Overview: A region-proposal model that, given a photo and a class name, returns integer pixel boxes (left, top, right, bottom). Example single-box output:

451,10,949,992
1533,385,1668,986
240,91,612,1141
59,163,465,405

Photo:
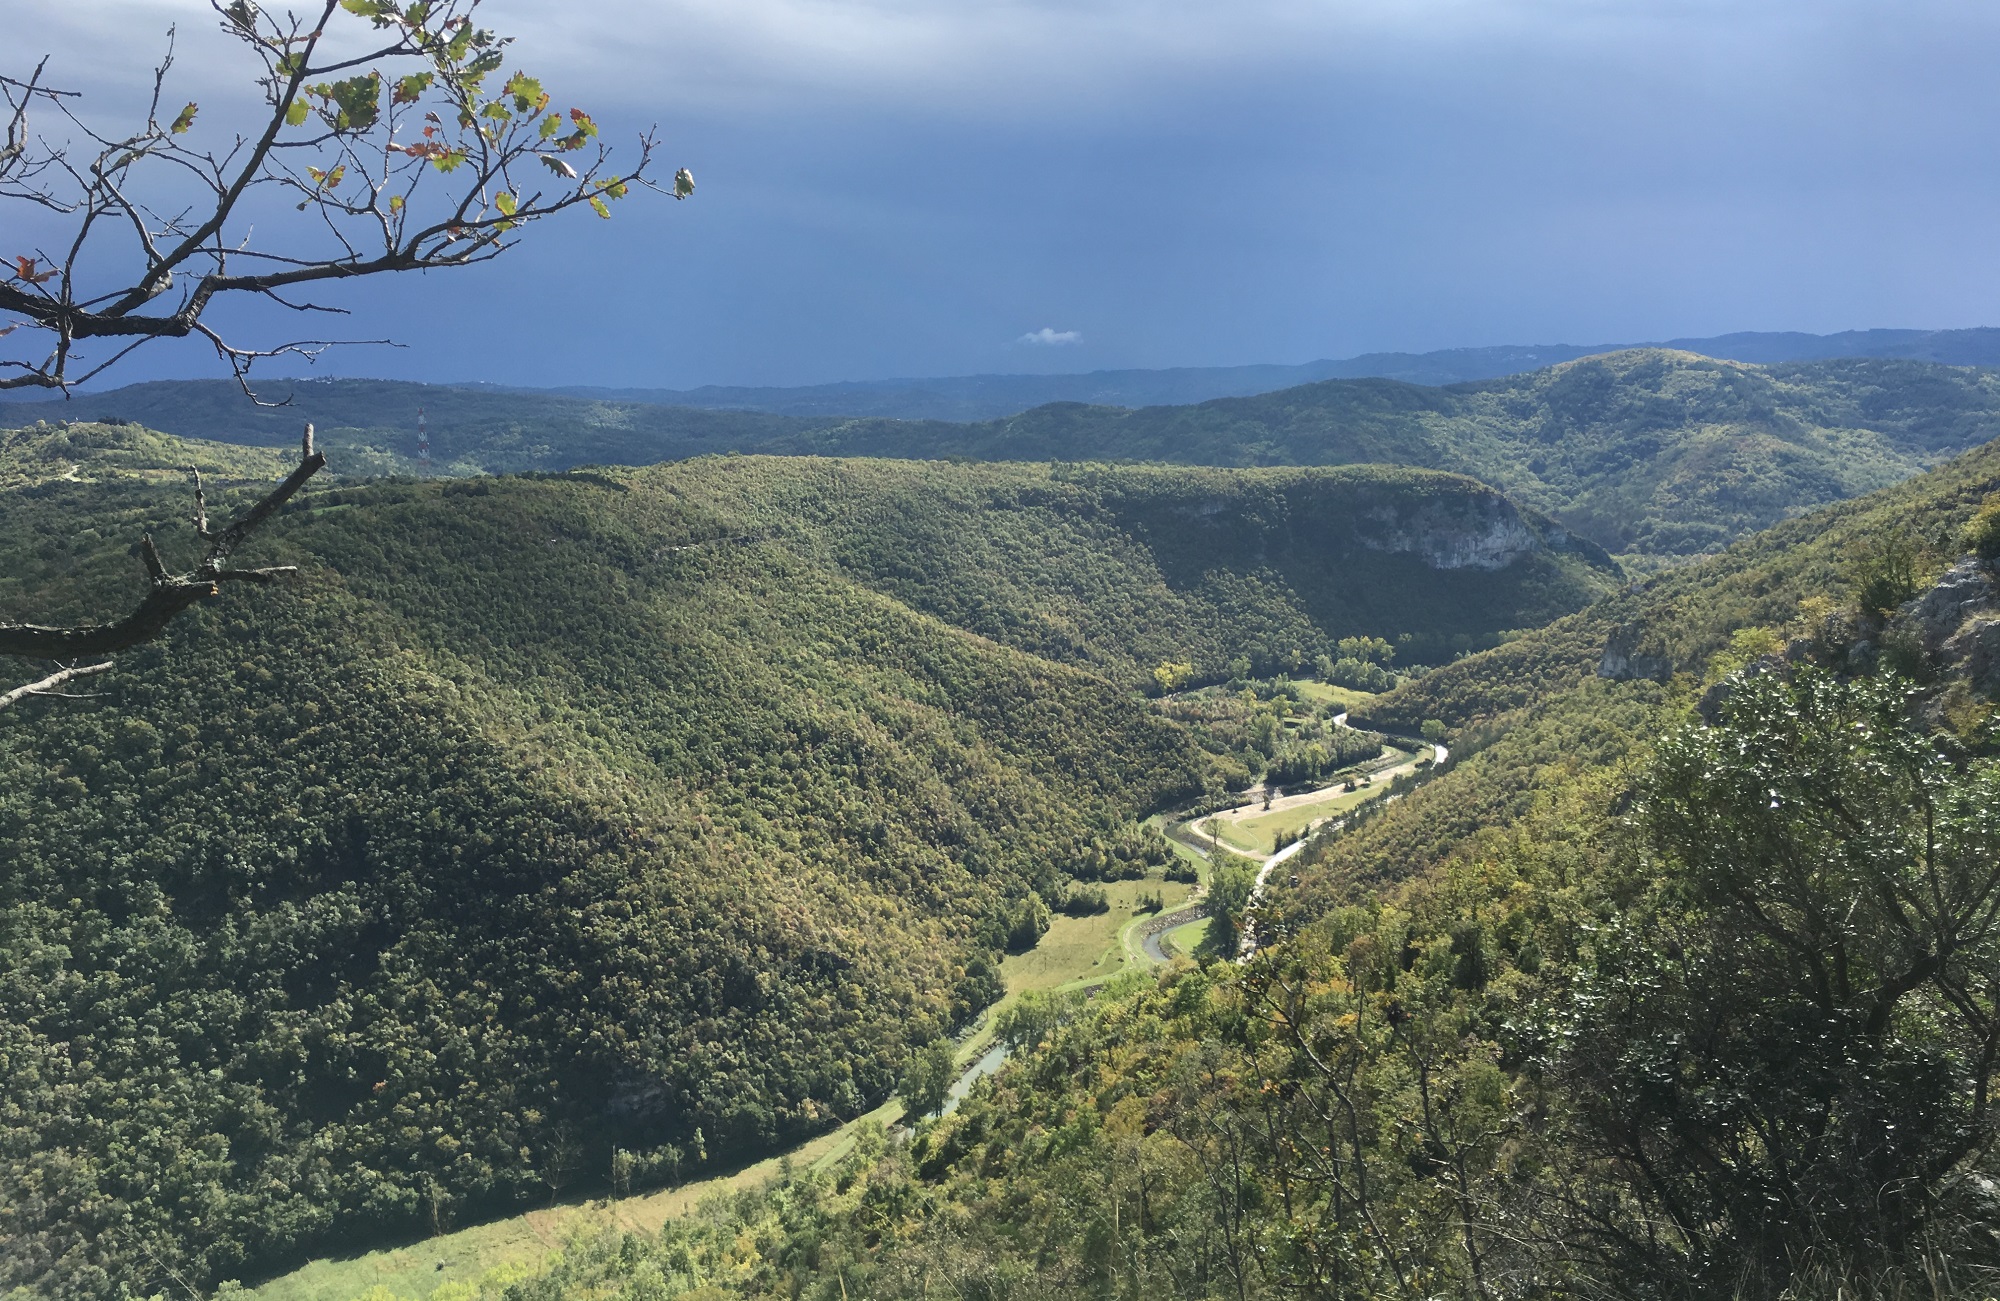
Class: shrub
1964,493,2000,560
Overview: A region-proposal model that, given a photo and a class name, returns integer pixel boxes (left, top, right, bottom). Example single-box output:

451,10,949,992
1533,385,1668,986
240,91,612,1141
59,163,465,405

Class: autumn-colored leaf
11,256,57,286
170,102,199,135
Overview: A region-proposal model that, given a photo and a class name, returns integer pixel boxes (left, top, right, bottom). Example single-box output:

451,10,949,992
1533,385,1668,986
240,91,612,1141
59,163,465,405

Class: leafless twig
0,423,324,711
0,660,113,710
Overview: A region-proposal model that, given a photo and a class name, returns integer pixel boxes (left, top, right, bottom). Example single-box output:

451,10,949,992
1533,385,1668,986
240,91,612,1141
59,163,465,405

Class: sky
8,0,2000,389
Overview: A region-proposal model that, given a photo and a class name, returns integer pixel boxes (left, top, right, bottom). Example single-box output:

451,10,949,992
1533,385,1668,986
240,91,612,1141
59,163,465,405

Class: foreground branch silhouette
1,0,689,712
0,423,324,711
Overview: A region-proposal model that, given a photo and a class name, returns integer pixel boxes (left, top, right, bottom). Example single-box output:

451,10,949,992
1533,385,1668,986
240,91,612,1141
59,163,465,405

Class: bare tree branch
0,660,113,711
1,6,687,712
0,424,322,682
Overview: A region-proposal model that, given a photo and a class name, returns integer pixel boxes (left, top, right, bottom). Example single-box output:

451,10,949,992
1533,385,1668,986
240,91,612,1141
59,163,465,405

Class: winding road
1137,903,1212,962
1232,740,1448,960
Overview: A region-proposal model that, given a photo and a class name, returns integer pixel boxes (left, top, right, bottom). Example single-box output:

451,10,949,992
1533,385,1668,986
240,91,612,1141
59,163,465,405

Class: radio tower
417,407,431,473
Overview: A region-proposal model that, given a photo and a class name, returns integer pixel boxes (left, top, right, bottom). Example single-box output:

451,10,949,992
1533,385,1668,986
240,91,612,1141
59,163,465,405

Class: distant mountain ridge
11,350,2000,563
11,327,2000,423
511,326,2000,420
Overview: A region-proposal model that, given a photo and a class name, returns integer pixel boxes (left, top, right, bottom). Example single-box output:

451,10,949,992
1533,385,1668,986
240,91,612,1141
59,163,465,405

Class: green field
1229,778,1390,850
1001,876,1192,998
1196,746,1419,854
1291,681,1382,711
1193,816,1265,854
1157,918,1216,960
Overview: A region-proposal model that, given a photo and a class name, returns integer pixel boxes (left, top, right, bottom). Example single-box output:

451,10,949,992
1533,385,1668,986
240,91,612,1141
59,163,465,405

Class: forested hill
454,416,2000,1301
520,325,2000,417
0,428,1608,1299
780,350,2000,562
13,350,2000,565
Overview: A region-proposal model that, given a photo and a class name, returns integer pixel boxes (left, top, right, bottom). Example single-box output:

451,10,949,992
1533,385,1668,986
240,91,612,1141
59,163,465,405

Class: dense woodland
0,423,1612,1298
315,401,2000,1300
6,354,2000,1299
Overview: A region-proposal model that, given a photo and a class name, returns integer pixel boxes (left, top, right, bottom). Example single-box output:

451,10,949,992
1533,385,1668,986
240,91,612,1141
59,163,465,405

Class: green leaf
494,191,517,217
326,74,382,131
539,115,561,141
588,194,610,220
504,73,545,115
393,73,433,105
169,102,199,135
285,98,309,127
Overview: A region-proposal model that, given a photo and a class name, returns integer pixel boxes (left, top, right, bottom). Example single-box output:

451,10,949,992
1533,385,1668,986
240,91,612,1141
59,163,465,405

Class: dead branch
0,660,114,710
0,423,322,686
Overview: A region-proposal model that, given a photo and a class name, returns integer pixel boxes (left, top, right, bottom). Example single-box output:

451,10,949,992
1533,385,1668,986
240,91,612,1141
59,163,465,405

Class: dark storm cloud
10,1,1999,387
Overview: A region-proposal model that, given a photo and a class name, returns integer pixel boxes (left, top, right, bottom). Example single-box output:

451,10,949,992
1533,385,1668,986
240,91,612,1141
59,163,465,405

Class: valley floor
244,727,1442,1301
244,876,1192,1301
1206,743,1424,855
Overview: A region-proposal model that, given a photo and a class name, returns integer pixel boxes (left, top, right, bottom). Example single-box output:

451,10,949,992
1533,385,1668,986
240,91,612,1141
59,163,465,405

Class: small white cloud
1018,327,1083,346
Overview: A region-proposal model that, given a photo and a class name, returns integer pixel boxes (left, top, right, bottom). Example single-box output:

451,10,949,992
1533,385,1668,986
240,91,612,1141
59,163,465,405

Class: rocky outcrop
1946,618,2000,694
1899,558,1999,657
1867,556,2000,695
1599,621,1674,683
1355,493,1541,571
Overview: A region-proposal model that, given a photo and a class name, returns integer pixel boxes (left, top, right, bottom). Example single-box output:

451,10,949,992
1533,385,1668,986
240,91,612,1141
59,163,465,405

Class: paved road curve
1235,741,1448,962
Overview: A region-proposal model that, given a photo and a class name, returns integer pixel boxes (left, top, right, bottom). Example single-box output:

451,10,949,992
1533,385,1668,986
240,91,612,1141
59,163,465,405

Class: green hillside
0,430,1608,1299
644,457,1617,673
454,435,2000,1300
781,350,2000,564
